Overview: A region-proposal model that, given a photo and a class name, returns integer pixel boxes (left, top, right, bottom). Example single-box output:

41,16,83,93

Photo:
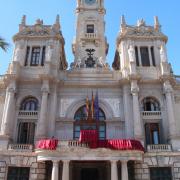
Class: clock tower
71,0,109,68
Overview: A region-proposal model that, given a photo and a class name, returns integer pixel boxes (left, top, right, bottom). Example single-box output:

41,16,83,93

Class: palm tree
0,37,9,52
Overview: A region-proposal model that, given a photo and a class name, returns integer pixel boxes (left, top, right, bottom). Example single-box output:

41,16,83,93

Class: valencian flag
86,96,89,117
94,91,99,120
91,92,94,119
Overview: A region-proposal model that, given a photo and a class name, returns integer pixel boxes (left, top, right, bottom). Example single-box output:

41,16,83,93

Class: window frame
86,24,95,33
140,46,150,66
30,47,41,66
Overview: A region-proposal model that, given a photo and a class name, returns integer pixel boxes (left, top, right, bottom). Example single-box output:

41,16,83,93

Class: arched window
20,97,38,111
74,105,106,140
142,97,160,111
17,97,38,144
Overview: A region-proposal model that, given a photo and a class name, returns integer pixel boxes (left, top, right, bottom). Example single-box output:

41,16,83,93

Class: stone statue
14,44,22,62
128,45,135,62
98,56,106,67
75,58,81,68
46,45,53,62
160,45,168,62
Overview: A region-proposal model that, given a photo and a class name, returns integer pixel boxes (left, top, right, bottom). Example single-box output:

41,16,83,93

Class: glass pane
99,125,105,131
75,126,80,131
153,131,159,144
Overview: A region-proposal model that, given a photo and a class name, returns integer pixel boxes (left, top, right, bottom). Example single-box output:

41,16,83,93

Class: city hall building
0,0,180,179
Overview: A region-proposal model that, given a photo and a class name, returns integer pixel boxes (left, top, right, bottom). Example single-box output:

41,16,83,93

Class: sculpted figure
75,58,81,68
47,45,53,62
128,45,135,62
98,56,106,67
160,45,168,62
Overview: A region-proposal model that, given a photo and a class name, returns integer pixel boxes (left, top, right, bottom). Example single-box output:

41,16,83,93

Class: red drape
36,139,58,150
79,130,144,151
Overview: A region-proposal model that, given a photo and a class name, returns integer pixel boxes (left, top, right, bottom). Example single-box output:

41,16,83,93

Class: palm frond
0,37,9,52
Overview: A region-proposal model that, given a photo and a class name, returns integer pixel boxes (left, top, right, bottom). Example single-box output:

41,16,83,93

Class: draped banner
36,139,58,150
79,130,144,151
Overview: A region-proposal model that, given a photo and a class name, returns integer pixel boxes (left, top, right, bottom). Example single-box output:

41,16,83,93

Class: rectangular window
151,47,156,66
150,167,172,180
41,46,46,66
7,167,30,180
145,123,160,145
17,122,35,144
135,46,139,66
24,46,30,66
140,47,150,66
31,47,41,66
87,24,94,33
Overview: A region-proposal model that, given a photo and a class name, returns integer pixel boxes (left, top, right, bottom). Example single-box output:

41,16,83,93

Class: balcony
84,33,97,39
142,111,161,120
18,111,38,119
8,144,33,152
59,140,89,148
147,144,172,152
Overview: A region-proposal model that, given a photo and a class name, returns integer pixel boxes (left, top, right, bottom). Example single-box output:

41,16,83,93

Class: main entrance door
71,161,110,180
81,168,99,180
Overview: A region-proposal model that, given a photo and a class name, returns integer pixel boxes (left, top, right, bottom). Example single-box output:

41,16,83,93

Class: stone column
51,161,59,180
36,82,49,139
137,47,142,66
164,81,176,137
121,161,128,180
111,160,118,180
123,85,133,138
62,160,70,180
0,86,16,136
131,81,143,141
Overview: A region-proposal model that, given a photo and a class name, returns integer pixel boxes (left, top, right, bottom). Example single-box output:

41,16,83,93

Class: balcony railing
85,33,97,39
58,140,89,148
8,144,33,152
18,111,38,118
142,111,161,119
147,144,172,152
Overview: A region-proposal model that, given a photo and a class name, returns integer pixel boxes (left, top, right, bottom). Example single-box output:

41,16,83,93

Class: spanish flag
86,96,89,117
91,92,94,119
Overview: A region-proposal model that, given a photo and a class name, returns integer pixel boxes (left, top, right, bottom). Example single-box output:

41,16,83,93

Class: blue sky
0,0,180,74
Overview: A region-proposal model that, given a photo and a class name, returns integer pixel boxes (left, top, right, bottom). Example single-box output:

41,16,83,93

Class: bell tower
71,0,109,69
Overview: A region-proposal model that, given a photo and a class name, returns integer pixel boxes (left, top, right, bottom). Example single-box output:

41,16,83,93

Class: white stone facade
0,0,180,179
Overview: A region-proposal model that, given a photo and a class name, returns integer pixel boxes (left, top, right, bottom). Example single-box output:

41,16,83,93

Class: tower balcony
84,33,97,39
147,144,172,152
141,111,161,120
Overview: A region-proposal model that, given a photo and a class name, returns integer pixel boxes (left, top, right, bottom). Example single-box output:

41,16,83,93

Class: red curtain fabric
79,130,98,148
79,130,144,151
36,139,58,150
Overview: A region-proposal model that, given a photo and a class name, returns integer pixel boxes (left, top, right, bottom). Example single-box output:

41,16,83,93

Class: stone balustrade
142,111,161,119
18,111,38,118
8,144,33,152
147,144,172,152
58,140,89,148
85,33,97,39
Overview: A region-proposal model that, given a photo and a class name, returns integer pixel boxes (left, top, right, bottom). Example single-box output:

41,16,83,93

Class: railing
58,140,89,148
8,144,33,152
147,144,172,152
18,111,38,118
142,111,161,119
85,33,97,39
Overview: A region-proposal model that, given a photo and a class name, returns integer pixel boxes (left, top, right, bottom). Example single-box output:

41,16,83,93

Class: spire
54,15,61,31
21,15,26,26
154,16,161,32
120,15,126,33
121,15,126,26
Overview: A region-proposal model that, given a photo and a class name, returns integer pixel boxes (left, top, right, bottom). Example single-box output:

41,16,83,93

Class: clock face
85,0,96,5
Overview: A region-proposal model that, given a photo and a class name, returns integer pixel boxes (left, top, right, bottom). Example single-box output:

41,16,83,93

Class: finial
137,18,146,27
53,15,61,30
121,15,126,26
21,15,26,25
154,16,161,32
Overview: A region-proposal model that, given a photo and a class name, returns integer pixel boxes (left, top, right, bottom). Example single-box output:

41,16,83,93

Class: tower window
31,47,41,66
87,24,94,33
41,46,46,66
135,46,139,66
140,47,150,66
150,167,172,180
151,47,156,66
